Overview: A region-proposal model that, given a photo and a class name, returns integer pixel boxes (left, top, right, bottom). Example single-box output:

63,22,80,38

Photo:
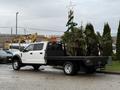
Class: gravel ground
0,64,120,90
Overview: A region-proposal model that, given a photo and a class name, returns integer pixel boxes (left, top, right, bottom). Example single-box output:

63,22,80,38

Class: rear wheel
12,60,21,70
63,62,77,75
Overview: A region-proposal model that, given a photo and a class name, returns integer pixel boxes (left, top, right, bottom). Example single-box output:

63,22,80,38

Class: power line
0,26,65,33
18,27,65,32
0,27,11,28
28,27,64,32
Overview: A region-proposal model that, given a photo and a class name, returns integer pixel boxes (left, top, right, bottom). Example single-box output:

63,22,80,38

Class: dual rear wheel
63,62,96,75
63,62,78,75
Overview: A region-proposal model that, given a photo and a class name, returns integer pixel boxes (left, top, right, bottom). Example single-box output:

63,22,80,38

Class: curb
53,66,120,75
97,71,120,75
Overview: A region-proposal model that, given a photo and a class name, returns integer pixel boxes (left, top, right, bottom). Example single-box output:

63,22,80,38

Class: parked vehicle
5,49,20,55
11,41,108,75
0,50,13,63
9,43,29,51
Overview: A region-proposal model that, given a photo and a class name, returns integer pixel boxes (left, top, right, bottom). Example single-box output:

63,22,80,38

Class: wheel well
63,61,79,68
12,55,21,63
63,60,86,70
63,61,83,66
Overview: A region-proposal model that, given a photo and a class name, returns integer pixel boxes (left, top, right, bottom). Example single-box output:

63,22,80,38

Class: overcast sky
0,0,119,36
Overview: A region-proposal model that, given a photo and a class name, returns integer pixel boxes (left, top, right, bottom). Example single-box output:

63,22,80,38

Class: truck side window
33,43,44,51
25,45,34,51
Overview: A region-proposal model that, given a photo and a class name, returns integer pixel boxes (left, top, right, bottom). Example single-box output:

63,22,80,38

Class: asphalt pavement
0,64,120,90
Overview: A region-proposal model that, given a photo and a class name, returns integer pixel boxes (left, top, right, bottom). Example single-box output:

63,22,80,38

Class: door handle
30,53,32,55
40,52,43,54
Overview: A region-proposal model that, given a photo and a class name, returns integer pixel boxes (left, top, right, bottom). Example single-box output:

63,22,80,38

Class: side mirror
22,49,29,52
19,48,24,52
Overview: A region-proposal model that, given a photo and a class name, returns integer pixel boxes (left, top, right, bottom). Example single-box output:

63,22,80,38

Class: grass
105,61,120,72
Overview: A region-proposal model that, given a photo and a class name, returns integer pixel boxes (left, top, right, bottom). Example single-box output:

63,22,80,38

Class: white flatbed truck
12,41,108,75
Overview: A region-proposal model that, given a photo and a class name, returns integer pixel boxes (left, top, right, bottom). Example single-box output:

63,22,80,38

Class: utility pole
11,27,13,35
16,12,19,36
24,28,26,35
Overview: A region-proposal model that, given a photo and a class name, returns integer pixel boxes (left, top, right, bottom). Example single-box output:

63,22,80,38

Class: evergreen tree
116,21,120,60
102,23,112,56
84,23,99,56
62,9,86,56
66,10,77,32
62,27,86,56
96,32,103,55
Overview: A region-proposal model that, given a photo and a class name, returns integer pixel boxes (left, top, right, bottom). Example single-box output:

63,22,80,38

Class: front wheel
63,62,77,75
12,60,21,70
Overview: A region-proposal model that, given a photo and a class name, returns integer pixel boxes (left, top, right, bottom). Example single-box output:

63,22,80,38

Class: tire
85,66,96,74
12,60,21,70
32,65,40,70
63,62,77,75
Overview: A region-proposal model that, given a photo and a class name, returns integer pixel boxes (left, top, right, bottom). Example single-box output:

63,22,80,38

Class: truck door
22,44,34,63
22,43,46,64
32,43,46,64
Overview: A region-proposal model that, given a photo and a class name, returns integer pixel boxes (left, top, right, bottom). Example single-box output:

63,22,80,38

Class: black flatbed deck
46,56,108,61
46,56,108,66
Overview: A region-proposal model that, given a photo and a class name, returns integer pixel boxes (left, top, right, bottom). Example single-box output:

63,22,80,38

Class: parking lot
0,64,120,90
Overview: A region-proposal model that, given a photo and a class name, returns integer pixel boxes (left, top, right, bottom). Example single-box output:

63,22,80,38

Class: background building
0,34,61,48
